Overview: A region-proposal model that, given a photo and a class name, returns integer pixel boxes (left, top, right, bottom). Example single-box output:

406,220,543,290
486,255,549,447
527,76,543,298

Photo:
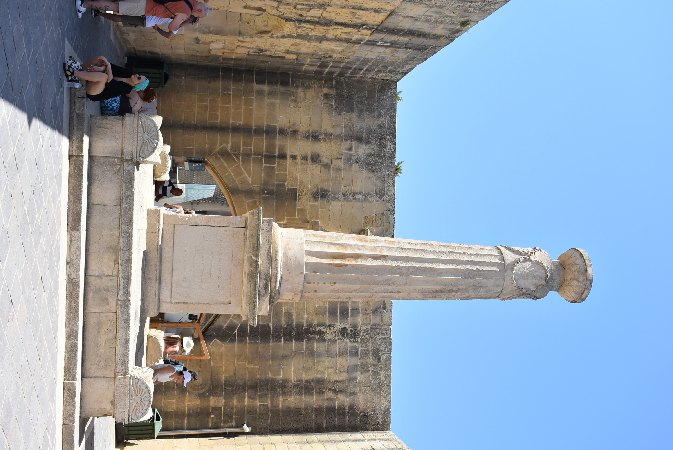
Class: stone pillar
144,208,592,327
115,367,155,424
90,113,164,163
271,227,592,304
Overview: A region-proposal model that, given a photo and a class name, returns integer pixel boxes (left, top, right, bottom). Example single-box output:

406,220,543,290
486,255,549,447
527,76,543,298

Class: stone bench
80,113,162,423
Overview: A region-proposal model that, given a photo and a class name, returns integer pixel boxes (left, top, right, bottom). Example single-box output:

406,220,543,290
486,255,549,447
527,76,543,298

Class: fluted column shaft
272,227,592,304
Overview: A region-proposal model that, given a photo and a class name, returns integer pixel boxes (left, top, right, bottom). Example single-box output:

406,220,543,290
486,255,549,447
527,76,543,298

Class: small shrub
395,161,403,177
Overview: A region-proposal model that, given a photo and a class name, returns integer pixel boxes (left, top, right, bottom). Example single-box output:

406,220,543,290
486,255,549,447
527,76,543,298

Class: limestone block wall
128,431,409,449
153,300,393,434
158,64,396,235
119,0,508,80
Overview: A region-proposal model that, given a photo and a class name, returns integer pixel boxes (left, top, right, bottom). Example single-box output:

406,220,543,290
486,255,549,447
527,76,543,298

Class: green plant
395,161,403,177
396,90,403,102
460,19,471,28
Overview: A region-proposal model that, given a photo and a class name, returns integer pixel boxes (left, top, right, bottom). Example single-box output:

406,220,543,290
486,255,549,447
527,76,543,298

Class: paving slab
0,2,126,448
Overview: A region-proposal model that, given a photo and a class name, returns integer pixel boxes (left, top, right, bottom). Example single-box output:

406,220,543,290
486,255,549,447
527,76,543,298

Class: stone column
271,226,592,304
144,208,592,326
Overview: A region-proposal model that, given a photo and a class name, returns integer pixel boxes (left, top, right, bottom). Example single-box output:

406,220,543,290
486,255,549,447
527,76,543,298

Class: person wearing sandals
63,56,149,103
93,11,199,39
81,0,209,33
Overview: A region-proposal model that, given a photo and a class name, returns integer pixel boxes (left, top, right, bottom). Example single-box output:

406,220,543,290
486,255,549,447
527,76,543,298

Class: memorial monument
145,207,592,325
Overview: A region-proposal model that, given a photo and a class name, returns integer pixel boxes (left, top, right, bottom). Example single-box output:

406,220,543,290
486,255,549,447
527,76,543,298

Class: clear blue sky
391,1,673,449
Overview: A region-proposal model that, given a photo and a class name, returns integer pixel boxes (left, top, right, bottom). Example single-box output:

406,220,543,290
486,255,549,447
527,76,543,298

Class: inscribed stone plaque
170,225,245,306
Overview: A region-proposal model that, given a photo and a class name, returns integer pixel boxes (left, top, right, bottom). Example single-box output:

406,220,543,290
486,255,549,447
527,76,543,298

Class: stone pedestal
144,207,271,322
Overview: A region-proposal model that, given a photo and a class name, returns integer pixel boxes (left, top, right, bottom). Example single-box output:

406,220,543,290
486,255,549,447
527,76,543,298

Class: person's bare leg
82,0,119,12
74,71,108,96
74,71,107,83
83,80,107,96
80,56,113,77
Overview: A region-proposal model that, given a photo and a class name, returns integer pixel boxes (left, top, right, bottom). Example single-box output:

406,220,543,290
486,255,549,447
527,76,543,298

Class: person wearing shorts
83,0,209,32
93,12,197,38
62,56,149,102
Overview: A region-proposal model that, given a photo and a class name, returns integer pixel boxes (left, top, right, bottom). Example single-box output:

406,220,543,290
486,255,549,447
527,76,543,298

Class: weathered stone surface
153,300,394,434
145,329,165,366
88,156,123,206
142,208,163,317
81,378,115,417
242,207,263,323
90,114,163,162
143,207,164,318
157,210,247,314
115,367,155,424
62,381,80,426
158,65,396,236
136,115,164,163
62,422,78,450
257,218,274,316
66,156,88,232
89,116,125,158
68,88,87,157
63,279,84,383
117,159,154,377
84,204,121,277
90,417,116,449
126,431,410,449
82,312,117,378
81,115,156,424
119,0,508,81
272,227,592,303
156,211,591,309
557,248,593,303
83,275,118,313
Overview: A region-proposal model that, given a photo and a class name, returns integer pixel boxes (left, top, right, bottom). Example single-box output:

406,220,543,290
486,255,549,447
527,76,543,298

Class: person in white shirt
151,362,198,386
93,11,199,38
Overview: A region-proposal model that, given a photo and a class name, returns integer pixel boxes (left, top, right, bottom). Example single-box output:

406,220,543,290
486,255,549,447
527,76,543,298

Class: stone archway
205,159,241,216
205,150,261,217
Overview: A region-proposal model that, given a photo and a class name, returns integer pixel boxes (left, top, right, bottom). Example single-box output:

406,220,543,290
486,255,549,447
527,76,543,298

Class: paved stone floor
0,1,125,448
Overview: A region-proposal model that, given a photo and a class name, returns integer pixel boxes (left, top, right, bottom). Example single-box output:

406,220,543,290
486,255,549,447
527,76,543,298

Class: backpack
154,0,193,11
162,358,186,371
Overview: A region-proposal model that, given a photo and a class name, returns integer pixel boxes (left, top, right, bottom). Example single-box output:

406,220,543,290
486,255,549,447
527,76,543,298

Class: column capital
497,246,593,303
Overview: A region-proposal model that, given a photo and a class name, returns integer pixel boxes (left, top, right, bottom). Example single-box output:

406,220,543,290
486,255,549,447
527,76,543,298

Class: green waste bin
125,57,166,89
123,409,162,440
